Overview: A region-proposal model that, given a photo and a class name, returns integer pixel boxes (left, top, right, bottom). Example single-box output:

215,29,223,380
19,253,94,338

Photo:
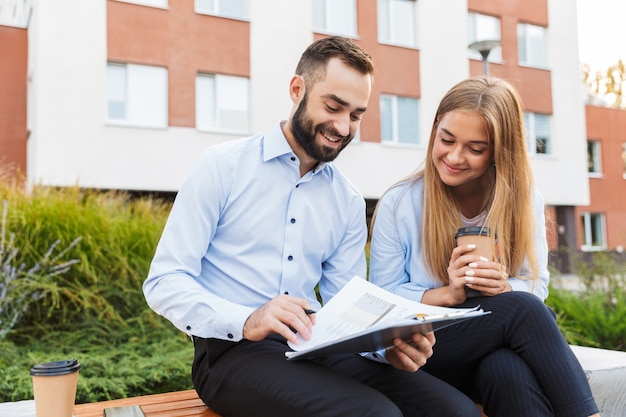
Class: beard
290,93,354,162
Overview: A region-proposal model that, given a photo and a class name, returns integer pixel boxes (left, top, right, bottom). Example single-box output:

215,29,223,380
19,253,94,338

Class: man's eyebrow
323,93,367,113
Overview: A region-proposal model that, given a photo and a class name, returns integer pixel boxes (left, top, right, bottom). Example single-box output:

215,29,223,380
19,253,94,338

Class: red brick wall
0,25,28,178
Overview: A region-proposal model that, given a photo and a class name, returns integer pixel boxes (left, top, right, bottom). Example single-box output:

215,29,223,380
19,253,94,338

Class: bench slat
73,389,222,417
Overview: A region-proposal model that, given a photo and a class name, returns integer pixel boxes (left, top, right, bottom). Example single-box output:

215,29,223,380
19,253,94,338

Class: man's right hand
242,294,316,344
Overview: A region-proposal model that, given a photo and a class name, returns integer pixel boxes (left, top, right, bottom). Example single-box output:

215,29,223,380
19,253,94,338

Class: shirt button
227,333,234,339
290,218,296,224
288,255,293,261
290,156,296,161
186,325,191,331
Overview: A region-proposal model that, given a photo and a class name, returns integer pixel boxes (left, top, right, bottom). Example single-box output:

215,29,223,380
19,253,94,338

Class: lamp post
468,40,501,75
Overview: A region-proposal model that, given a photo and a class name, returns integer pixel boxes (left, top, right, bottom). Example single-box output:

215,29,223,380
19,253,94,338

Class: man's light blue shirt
144,122,367,342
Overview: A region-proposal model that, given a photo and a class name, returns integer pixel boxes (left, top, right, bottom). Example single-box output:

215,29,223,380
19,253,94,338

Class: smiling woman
369,76,602,417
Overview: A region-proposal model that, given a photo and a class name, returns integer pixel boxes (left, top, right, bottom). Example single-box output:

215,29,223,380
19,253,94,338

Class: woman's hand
463,257,511,296
445,244,477,304
448,244,511,299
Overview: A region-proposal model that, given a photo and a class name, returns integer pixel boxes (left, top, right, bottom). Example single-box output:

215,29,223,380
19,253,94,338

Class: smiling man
143,36,480,417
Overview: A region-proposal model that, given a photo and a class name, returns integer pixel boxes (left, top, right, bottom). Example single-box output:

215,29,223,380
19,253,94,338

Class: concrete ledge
570,345,626,417
2,345,625,417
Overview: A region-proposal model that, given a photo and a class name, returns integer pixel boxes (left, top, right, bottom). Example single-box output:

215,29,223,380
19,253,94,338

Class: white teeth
322,132,340,143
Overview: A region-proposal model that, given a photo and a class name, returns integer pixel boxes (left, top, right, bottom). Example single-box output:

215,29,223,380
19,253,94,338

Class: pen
288,309,316,333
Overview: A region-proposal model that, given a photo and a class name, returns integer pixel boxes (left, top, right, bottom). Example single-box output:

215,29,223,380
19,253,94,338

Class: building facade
1,0,602,269
578,105,626,254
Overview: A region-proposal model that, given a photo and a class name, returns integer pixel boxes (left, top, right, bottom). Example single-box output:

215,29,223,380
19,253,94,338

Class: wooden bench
72,388,486,417
73,389,223,417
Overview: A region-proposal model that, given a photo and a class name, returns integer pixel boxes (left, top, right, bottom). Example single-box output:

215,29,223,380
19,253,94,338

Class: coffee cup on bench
30,358,81,417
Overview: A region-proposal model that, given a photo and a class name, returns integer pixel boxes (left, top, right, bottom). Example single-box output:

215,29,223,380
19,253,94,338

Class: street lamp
468,40,501,75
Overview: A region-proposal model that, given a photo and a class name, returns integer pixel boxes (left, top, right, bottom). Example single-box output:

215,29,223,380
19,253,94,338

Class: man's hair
295,36,375,87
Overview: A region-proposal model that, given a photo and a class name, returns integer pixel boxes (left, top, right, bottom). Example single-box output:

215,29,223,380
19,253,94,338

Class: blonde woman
369,76,600,417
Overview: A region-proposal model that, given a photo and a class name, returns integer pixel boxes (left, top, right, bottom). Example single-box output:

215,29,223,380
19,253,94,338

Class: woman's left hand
464,258,512,296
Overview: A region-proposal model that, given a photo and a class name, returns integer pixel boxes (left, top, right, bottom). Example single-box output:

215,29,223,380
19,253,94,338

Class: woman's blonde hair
409,76,537,284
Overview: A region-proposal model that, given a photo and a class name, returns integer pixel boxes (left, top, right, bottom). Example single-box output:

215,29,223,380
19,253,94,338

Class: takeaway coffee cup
30,359,81,417
455,226,496,261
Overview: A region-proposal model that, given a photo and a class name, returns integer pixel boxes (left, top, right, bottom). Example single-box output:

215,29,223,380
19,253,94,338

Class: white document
285,276,489,360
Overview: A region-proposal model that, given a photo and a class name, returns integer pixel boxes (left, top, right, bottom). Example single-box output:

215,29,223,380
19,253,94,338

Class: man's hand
242,294,316,344
385,332,436,372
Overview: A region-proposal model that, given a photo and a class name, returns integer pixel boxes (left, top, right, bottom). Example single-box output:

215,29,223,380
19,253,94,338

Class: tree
582,60,626,108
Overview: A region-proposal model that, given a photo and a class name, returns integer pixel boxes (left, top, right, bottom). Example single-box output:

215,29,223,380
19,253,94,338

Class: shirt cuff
360,348,391,364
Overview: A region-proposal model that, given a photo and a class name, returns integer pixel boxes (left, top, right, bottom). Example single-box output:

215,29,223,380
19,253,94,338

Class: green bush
546,251,626,352
547,287,626,350
0,182,195,403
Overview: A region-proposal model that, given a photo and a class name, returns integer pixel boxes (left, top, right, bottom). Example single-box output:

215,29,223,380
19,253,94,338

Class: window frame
106,62,168,129
312,0,357,37
377,0,417,48
587,140,602,177
622,142,626,179
517,22,548,69
580,212,607,251
467,12,502,63
524,112,551,156
195,72,251,134
116,0,168,9
379,94,419,146
194,0,248,20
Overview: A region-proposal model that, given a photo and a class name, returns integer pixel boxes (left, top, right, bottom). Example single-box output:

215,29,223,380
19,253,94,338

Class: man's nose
332,114,351,137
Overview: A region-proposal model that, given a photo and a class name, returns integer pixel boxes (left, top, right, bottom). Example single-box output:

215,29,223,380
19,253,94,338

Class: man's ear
289,75,305,103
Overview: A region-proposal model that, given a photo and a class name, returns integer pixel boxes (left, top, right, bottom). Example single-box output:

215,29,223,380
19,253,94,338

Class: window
378,0,416,48
117,0,168,8
622,143,626,178
313,0,357,37
196,73,250,133
587,140,602,175
523,112,551,155
467,13,502,62
106,63,168,128
580,212,606,251
195,0,248,20
518,23,548,68
380,95,419,145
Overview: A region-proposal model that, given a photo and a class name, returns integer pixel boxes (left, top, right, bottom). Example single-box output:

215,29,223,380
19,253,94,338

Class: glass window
380,95,419,145
524,112,551,155
195,0,248,20
467,13,502,62
313,0,357,37
106,63,168,128
196,73,250,133
580,212,606,251
377,0,416,48
117,0,168,8
587,140,602,175
518,23,548,68
622,143,626,178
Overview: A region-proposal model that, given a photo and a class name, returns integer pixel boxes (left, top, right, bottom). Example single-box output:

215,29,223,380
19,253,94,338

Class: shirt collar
263,122,335,180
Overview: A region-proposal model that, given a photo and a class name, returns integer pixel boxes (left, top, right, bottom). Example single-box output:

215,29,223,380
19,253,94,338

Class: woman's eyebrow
440,127,456,138
440,127,488,145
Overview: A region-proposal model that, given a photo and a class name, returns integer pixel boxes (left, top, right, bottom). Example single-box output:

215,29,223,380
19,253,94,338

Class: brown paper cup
455,226,496,261
30,359,80,417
